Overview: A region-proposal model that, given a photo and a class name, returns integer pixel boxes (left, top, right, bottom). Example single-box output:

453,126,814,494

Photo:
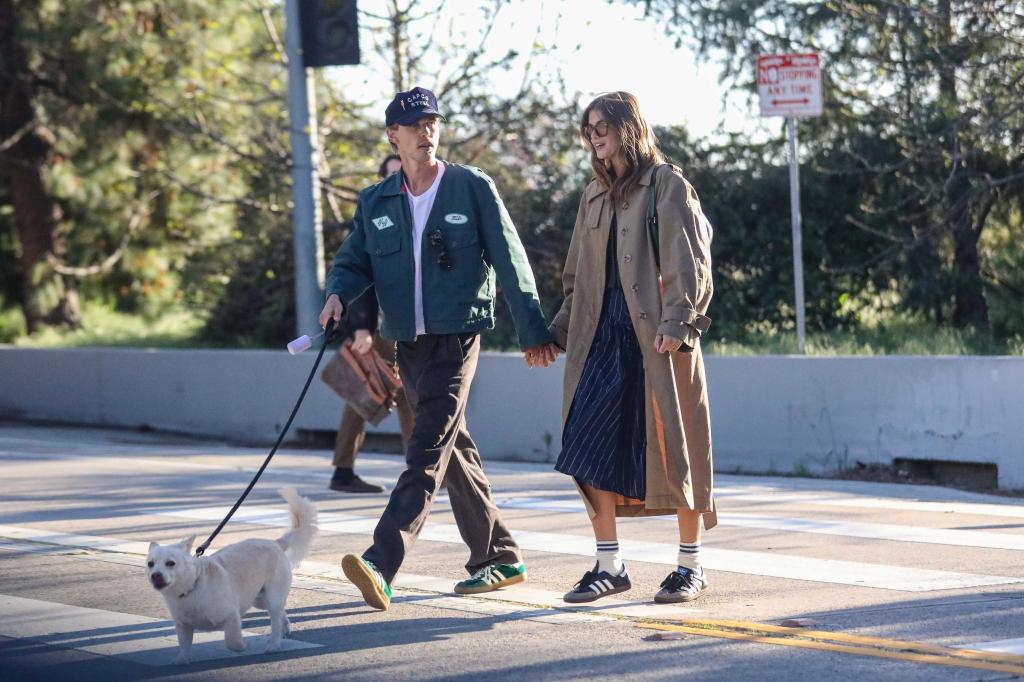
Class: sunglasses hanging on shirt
429,229,453,270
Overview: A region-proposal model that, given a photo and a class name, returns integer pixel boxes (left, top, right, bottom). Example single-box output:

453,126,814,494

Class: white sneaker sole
563,582,631,604
454,572,526,595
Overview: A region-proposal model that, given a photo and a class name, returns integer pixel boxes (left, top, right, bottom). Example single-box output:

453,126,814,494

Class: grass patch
705,322,1024,356
5,303,1023,355
7,302,208,349
0,305,26,343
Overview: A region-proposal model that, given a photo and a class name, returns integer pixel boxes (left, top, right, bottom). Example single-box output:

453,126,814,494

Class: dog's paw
171,653,191,665
265,641,281,654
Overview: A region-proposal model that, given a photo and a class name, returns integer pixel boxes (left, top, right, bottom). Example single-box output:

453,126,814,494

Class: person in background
328,154,413,494
548,91,716,605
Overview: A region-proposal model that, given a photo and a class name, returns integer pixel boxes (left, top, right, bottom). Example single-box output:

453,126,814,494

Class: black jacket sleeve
339,287,379,339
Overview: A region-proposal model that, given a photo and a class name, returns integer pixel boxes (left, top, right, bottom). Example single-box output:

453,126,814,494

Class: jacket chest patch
372,216,395,230
444,213,468,225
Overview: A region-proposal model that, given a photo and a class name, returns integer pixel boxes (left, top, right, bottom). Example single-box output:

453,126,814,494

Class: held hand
542,342,561,365
654,334,683,354
352,329,374,355
319,294,344,329
524,342,560,368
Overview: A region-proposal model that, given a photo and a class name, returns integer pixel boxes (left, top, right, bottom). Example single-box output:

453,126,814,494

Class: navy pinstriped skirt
555,284,647,500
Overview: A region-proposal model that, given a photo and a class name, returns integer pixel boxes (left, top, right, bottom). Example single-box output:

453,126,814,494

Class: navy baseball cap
385,87,446,127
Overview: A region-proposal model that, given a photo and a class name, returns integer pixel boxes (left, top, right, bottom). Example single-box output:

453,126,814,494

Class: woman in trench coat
549,92,716,604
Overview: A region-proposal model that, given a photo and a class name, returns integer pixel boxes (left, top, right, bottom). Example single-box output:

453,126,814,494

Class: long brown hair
580,92,665,203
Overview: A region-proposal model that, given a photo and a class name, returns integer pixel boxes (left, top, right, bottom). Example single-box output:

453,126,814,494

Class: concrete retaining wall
2,347,1021,487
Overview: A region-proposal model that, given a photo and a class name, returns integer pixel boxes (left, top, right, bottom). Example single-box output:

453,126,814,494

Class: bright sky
324,0,771,141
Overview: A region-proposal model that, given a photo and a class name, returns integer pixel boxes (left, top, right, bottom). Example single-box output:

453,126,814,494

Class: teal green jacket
326,162,552,349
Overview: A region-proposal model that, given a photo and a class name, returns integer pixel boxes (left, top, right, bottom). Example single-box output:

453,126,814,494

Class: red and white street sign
757,53,823,118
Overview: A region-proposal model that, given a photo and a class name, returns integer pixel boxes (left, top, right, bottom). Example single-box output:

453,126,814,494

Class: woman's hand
654,334,683,354
352,329,373,355
524,342,561,368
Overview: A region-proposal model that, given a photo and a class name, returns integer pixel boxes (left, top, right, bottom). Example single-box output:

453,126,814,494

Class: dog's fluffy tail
276,487,317,567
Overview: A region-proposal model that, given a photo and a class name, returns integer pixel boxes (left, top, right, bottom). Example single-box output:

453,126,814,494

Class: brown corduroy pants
361,333,522,583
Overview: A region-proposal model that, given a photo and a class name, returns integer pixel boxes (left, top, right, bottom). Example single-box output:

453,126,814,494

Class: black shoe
654,566,709,603
329,475,384,493
563,563,631,603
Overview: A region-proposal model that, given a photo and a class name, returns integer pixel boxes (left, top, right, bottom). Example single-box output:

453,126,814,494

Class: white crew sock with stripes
596,540,624,575
677,542,703,575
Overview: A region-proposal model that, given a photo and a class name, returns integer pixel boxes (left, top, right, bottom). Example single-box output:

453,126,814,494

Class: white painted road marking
148,506,1024,592
717,489,1024,520
6,442,1024,519
0,527,698,625
955,637,1024,655
0,594,320,666
484,496,1024,551
721,512,1024,551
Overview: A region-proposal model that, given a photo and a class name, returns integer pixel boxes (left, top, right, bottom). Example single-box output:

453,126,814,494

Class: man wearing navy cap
320,86,560,611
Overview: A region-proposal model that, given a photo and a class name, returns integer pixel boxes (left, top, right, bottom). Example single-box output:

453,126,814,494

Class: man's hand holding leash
320,294,345,330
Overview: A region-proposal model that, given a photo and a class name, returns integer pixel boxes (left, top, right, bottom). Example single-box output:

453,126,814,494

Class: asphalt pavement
2,422,1024,681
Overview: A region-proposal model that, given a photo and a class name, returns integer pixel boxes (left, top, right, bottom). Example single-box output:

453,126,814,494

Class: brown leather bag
320,341,403,425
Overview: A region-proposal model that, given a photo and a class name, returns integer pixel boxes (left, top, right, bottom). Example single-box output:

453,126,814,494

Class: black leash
195,318,338,557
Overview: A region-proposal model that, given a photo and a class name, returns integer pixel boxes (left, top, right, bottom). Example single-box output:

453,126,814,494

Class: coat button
375,248,382,256
622,201,630,209
623,254,632,263
621,228,627,235
631,284,639,292
639,312,648,320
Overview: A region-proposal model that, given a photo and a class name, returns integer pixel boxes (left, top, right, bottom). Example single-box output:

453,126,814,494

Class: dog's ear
179,535,196,552
149,542,158,553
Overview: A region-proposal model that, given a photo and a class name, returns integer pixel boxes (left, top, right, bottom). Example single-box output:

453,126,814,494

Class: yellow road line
639,621,1024,676
673,617,1024,665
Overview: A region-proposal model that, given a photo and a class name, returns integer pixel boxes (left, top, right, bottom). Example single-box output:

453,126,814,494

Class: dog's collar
177,574,199,599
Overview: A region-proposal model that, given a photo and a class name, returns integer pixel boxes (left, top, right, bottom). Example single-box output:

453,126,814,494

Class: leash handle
195,317,338,556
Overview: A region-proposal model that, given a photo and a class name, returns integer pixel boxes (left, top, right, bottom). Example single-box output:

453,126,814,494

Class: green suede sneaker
342,554,392,611
454,562,527,594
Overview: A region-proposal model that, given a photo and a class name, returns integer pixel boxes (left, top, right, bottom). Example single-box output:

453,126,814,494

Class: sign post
757,53,823,353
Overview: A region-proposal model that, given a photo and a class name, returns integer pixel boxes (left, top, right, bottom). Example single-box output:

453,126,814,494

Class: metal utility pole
284,0,325,337
787,117,806,353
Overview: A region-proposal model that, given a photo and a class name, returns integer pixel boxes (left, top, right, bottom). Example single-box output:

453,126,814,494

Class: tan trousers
332,335,414,468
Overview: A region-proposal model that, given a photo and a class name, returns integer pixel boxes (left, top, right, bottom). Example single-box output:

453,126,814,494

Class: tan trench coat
549,164,717,529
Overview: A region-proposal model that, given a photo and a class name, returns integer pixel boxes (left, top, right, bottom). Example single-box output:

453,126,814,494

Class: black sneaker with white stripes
654,566,709,603
563,563,631,603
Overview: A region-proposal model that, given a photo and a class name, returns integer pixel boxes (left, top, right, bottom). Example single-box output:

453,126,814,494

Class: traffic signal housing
299,0,360,67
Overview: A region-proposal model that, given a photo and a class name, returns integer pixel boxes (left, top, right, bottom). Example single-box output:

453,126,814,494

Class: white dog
146,488,317,664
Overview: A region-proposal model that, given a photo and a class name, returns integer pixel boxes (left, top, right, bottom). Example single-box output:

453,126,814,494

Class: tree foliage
636,0,1024,333
200,0,586,346
2,0,293,334
4,0,1023,352
0,0,581,346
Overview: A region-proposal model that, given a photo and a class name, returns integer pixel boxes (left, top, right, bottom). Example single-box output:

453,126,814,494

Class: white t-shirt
406,162,445,336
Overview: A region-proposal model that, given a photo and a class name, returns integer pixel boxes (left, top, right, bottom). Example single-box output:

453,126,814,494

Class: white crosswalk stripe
483,496,1024,551
0,594,320,666
955,637,1024,655
0,529,699,629
0,552,626,669
146,506,1024,592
